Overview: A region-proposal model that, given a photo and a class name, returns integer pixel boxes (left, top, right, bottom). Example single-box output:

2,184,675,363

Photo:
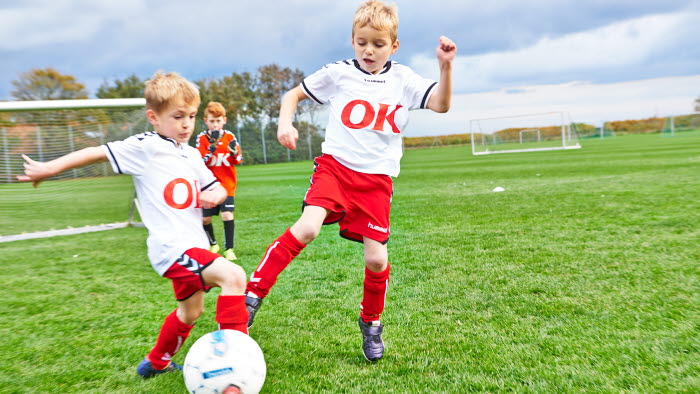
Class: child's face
204,115,227,132
352,25,399,75
146,100,198,145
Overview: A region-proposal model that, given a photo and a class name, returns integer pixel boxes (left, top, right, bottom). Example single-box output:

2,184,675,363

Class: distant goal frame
469,111,581,156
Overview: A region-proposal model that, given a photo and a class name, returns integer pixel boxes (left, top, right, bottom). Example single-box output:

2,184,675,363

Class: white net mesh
0,101,147,239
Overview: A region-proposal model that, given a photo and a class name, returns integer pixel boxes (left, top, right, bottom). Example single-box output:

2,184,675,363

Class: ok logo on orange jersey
163,178,201,209
340,100,403,134
208,152,232,167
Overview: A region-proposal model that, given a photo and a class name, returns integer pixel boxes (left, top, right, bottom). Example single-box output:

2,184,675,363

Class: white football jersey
301,59,437,177
103,132,219,275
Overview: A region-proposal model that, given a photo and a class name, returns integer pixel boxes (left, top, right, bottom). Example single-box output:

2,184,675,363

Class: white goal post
0,98,147,242
470,111,581,155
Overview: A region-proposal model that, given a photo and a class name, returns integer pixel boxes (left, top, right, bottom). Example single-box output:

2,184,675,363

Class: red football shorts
303,154,393,244
163,248,219,301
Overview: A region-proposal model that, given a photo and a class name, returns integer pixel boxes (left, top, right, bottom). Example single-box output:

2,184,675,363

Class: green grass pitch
1,131,698,392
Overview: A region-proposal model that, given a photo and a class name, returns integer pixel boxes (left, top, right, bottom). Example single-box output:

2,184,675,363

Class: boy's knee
178,306,203,324
292,225,320,244
217,261,247,289
365,255,388,272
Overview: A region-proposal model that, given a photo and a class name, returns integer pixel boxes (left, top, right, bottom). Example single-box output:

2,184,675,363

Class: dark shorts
163,248,220,301
303,154,393,244
203,196,235,217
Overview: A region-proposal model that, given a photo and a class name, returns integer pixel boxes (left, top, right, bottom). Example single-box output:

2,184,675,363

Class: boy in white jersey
17,72,250,378
244,0,456,361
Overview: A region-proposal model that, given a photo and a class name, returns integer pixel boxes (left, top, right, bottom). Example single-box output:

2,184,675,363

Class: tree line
8,67,324,164
7,68,700,156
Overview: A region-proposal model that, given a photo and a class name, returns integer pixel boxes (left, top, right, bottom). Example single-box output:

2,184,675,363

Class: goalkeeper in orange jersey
195,102,243,261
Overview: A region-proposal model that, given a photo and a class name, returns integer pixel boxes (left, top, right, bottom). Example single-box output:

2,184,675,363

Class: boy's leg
143,292,202,371
221,204,235,260
203,205,220,252
203,217,218,252
223,219,234,250
360,238,390,322
245,206,328,326
202,258,249,334
246,206,328,298
359,237,390,361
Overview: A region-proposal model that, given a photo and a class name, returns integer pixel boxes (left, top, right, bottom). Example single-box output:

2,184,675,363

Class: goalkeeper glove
208,129,221,142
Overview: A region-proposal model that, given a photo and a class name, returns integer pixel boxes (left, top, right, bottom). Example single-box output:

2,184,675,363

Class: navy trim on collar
352,60,372,75
379,61,392,74
156,133,179,147
352,59,393,75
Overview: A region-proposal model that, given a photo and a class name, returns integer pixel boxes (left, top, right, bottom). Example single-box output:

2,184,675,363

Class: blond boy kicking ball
244,0,456,361
17,72,249,378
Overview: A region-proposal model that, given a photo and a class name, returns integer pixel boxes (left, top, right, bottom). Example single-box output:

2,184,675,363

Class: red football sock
216,295,249,334
360,264,390,323
246,228,305,298
147,309,193,369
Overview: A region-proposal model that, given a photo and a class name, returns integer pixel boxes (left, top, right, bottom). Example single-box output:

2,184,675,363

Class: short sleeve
102,134,148,176
300,64,337,105
403,69,438,110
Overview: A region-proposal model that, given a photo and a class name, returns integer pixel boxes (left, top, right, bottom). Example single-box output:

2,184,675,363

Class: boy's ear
146,109,159,127
391,39,400,54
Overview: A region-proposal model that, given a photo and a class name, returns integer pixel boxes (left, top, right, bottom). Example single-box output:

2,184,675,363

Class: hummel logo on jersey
341,100,403,134
363,78,385,84
367,222,388,233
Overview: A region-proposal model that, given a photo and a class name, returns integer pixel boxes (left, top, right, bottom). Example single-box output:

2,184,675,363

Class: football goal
0,98,147,242
470,111,581,155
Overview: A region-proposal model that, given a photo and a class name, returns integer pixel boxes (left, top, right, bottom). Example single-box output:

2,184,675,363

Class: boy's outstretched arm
16,146,107,188
427,36,457,113
277,86,308,150
199,184,227,209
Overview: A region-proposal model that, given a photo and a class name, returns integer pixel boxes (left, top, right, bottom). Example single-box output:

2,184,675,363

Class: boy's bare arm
199,183,227,209
277,86,308,150
427,36,457,113
16,146,108,188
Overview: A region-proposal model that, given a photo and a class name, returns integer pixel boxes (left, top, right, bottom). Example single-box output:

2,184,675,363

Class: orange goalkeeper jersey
195,129,242,196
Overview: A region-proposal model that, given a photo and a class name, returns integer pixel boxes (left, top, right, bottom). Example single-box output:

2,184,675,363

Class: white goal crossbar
0,98,146,112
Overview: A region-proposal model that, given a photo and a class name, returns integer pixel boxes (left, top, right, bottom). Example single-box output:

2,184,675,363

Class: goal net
470,112,581,155
0,98,147,242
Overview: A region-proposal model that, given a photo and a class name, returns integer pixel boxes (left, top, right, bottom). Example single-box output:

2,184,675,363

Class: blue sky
1,0,699,136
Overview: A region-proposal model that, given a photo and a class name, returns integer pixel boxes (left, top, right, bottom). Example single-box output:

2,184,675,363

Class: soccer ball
183,330,266,394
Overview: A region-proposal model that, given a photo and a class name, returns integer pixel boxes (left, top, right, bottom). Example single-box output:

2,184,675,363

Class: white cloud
0,0,148,50
405,75,700,136
409,10,700,92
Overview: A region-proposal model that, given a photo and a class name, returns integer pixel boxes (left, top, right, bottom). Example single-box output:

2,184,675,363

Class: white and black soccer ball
183,330,266,394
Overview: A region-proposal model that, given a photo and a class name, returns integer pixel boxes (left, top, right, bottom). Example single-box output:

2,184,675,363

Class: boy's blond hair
144,71,200,114
352,0,399,42
204,102,226,118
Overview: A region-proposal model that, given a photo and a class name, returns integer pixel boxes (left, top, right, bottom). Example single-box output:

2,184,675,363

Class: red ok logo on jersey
340,100,403,134
163,178,200,209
